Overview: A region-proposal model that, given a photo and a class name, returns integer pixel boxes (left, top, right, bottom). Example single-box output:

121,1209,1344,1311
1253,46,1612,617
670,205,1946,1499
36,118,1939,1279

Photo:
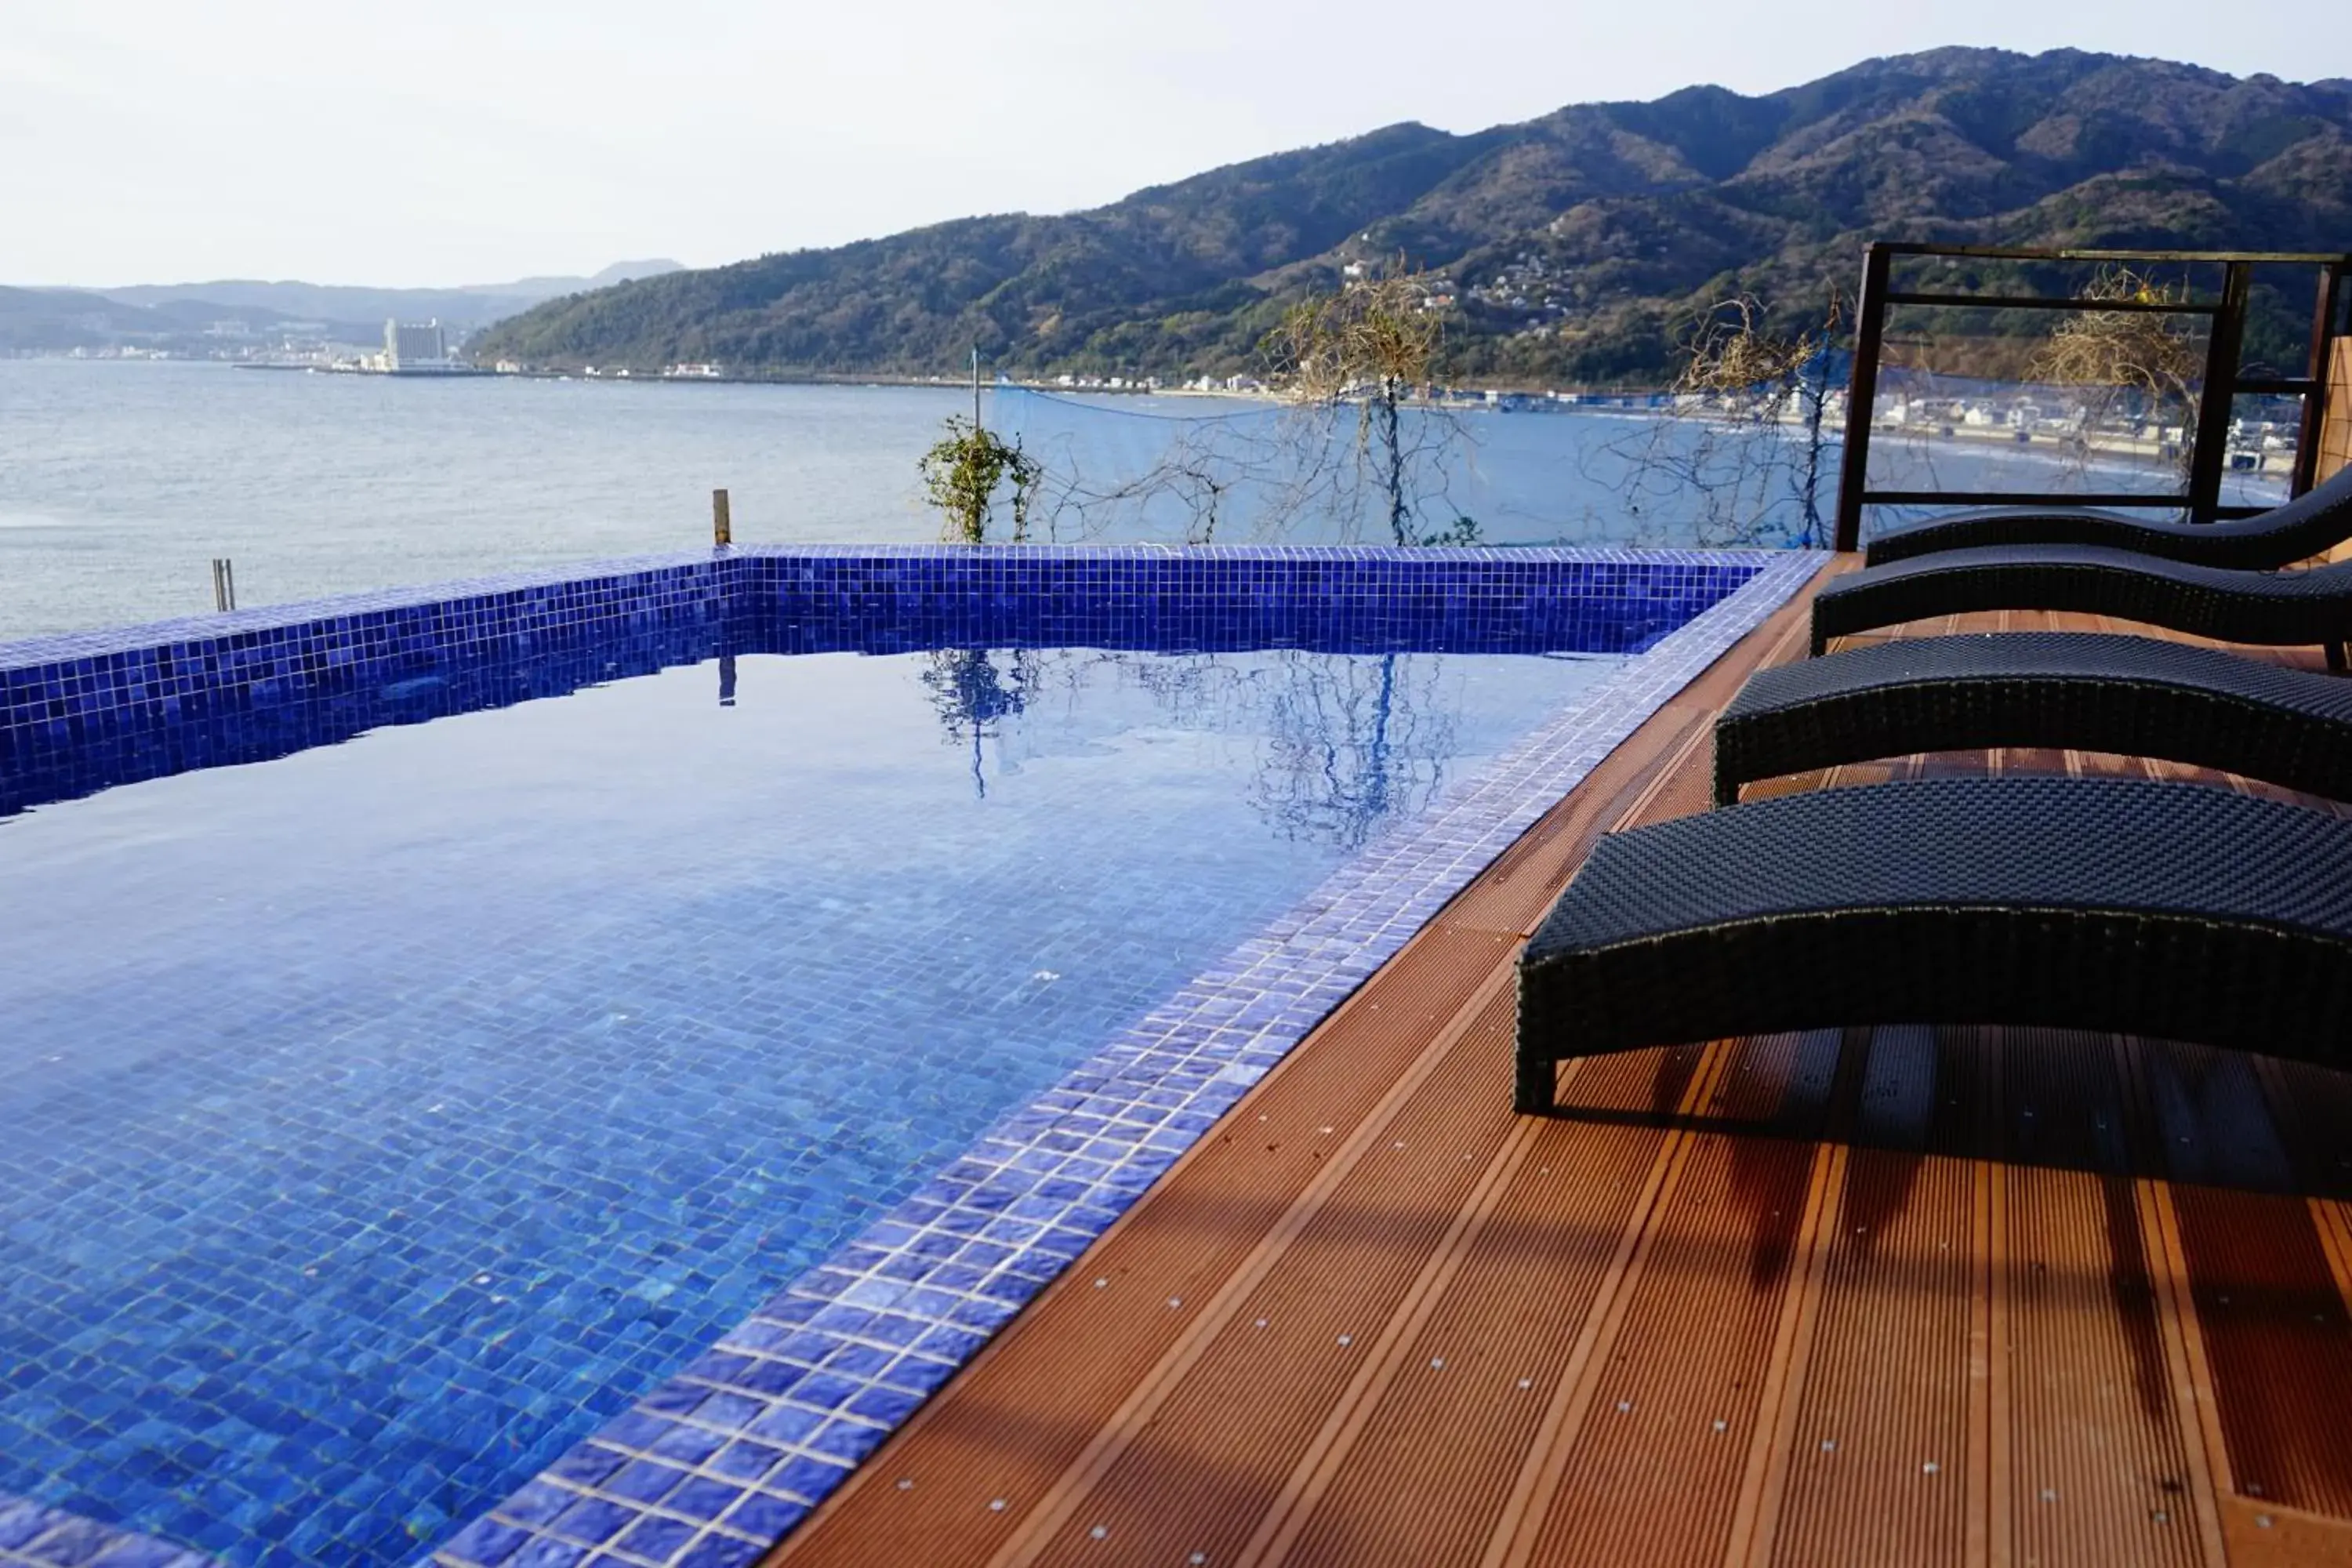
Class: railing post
712,488,732,548
2187,261,2251,524
1832,243,1891,553
2294,262,2344,499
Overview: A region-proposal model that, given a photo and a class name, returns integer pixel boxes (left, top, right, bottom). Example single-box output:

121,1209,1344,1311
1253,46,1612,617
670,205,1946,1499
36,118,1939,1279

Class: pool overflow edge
5,547,1768,819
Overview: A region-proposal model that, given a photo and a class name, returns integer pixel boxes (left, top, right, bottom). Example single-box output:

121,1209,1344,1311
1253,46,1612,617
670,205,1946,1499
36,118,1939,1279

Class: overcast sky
5,0,2347,289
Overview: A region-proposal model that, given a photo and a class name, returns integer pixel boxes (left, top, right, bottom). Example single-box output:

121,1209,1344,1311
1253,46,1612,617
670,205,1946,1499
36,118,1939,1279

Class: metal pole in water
224,558,236,611
210,558,238,612
712,488,732,547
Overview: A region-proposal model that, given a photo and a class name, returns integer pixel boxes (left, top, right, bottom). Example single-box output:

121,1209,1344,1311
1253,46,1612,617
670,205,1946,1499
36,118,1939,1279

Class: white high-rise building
384,319,450,371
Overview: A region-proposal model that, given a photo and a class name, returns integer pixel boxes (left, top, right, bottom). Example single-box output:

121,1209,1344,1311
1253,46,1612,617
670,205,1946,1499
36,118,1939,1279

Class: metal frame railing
1833,243,2352,553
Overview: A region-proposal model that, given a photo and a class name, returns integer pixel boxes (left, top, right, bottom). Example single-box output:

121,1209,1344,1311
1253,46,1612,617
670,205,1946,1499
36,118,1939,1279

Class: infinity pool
0,640,1618,1564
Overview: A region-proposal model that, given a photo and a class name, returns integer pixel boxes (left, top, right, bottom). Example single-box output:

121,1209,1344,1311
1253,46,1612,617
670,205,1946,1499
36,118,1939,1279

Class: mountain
89,260,687,335
470,49,2352,384
456,260,689,299
0,285,383,353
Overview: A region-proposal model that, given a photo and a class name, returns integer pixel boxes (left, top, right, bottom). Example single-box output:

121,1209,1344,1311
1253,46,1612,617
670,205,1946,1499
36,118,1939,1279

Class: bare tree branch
1591,286,1848,547
2030,265,2205,486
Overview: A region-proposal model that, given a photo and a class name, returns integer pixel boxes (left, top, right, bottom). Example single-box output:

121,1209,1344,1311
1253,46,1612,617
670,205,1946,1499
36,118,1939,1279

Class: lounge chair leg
2330,641,2349,675
1514,1053,1555,1115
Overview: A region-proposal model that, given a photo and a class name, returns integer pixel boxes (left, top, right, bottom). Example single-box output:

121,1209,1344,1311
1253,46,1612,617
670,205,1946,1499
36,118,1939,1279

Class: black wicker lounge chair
1515,777,2352,1112
1864,463,2352,568
1809,544,2352,666
1715,632,2352,805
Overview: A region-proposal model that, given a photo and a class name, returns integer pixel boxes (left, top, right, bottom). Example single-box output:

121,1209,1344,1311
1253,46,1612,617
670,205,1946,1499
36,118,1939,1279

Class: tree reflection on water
919,648,1042,799
1248,651,1458,852
918,645,1463,850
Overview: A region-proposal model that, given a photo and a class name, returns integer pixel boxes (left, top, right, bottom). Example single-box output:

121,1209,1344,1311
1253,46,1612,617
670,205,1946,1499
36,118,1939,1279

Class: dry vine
2030,265,2207,484
1261,258,1474,545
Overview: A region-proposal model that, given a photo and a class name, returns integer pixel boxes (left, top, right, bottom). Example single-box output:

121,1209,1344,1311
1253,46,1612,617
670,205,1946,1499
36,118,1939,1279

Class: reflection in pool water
0,641,1617,1565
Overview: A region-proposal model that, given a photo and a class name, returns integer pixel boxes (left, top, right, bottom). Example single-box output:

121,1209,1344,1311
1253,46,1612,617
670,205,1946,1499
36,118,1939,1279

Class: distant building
383,319,451,371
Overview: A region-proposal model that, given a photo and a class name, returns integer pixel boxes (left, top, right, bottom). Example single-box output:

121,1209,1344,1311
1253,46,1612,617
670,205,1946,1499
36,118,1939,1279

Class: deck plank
1759,1027,1982,1567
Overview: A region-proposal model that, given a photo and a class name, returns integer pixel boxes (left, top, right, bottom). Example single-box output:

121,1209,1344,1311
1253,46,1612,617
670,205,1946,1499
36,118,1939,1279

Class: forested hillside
473,49,2352,385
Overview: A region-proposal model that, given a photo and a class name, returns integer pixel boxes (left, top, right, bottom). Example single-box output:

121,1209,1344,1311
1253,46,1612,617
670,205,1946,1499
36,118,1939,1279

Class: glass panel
1858,297,2212,533
2220,390,2301,510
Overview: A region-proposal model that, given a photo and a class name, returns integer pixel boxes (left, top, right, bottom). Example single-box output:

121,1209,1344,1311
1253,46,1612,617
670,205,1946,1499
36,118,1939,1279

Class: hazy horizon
22,258,689,296
7,2,2348,290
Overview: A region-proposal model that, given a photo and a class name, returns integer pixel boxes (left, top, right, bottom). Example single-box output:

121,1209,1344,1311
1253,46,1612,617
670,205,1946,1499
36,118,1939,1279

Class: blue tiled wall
1,554,727,724
744,546,1761,655
3,546,1772,821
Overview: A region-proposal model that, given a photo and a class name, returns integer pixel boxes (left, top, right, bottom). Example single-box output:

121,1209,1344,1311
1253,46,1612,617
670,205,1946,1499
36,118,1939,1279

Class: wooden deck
771,560,2352,1567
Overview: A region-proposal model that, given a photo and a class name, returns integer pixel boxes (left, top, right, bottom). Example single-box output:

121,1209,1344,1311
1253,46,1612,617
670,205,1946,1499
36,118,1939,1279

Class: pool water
0,642,1618,1565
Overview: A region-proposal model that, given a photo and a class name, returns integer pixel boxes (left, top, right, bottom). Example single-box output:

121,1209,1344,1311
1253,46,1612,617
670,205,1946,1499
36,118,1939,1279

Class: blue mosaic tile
668,1539,761,1568
0,1500,215,1568
655,1481,744,1523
